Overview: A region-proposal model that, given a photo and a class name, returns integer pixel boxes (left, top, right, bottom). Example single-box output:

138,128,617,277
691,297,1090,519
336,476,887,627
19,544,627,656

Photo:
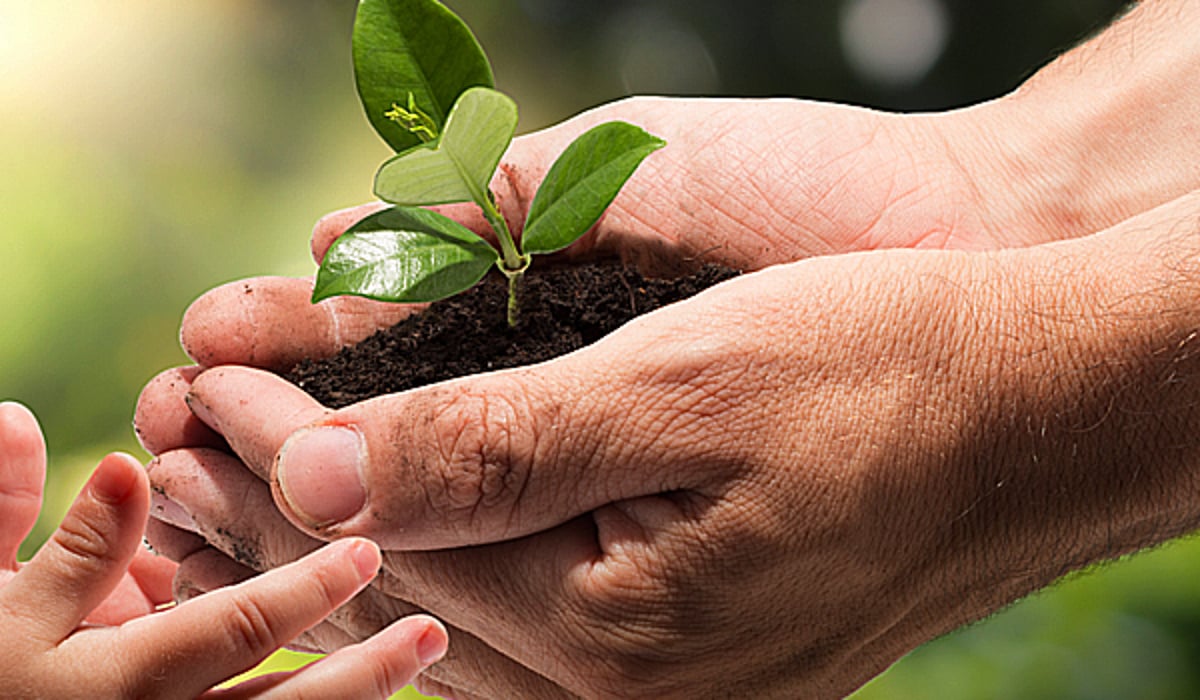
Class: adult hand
154,95,1032,378
160,0,1200,372
152,190,1200,698
0,402,447,698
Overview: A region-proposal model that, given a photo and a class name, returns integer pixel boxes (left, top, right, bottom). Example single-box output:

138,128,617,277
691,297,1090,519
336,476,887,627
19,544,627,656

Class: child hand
0,402,446,698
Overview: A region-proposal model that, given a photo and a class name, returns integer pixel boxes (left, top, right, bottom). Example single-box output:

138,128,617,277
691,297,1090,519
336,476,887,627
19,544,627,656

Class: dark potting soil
286,261,740,408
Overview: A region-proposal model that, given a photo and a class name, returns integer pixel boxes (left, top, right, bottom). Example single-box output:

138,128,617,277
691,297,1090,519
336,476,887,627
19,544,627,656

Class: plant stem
479,190,526,273
505,269,522,327
478,189,529,327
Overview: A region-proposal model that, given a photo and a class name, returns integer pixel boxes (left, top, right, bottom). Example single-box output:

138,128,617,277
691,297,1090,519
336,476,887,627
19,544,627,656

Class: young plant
312,0,666,326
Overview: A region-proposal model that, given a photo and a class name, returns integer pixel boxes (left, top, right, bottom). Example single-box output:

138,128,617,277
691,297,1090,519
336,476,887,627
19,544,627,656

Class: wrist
929,193,1200,631
946,0,1200,243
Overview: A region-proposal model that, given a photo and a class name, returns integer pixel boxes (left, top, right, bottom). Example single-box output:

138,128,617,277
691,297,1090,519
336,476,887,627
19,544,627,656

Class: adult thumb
271,315,736,550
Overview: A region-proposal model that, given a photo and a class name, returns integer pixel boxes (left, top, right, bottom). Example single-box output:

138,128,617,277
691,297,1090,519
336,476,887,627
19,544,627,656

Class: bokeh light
840,0,950,88
601,5,721,95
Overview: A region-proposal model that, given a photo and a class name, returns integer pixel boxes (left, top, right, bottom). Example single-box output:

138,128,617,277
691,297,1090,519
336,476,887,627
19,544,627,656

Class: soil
286,261,740,407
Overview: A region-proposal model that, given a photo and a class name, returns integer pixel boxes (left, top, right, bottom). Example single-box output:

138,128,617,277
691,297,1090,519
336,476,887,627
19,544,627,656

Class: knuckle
422,381,541,521
565,545,733,696
52,513,115,566
221,592,282,660
309,569,352,615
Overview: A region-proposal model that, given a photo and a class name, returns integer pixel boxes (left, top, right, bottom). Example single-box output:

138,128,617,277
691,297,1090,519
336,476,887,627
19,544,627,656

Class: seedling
312,0,666,326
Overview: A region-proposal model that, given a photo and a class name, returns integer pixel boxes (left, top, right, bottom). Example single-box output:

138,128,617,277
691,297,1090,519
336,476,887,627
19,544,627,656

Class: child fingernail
416,618,449,667
90,454,140,504
348,538,382,581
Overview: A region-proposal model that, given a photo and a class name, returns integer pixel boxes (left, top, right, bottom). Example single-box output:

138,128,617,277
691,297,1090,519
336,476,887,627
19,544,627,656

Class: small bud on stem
385,94,439,143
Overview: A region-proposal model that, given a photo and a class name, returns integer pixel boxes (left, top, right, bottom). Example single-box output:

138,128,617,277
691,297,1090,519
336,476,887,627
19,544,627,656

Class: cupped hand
309,96,1056,271
0,402,448,699
154,241,1000,698
154,190,1200,697
145,90,1195,383
155,95,1085,377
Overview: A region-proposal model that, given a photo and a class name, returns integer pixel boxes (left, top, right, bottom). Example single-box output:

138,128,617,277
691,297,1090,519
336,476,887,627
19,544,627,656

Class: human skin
134,2,1200,697
0,402,448,699
147,189,1200,698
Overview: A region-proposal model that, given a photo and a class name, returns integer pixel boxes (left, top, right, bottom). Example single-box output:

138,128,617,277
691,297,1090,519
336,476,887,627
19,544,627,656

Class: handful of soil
287,262,739,407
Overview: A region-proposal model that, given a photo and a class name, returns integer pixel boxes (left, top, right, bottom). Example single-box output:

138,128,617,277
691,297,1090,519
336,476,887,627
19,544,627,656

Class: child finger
215,615,448,700
0,402,48,569
113,538,382,698
1,453,149,638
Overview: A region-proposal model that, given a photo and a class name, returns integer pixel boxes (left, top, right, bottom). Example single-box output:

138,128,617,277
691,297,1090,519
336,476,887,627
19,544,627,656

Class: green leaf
521,122,666,256
354,0,494,153
374,87,517,207
312,206,496,303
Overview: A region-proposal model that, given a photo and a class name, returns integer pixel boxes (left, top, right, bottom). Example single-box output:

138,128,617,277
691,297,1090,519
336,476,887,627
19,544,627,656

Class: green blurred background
8,0,1200,697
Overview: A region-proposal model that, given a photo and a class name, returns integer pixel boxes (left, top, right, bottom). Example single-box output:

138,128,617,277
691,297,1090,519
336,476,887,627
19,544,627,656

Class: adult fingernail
150,491,199,533
277,426,367,528
183,389,206,419
177,585,204,603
